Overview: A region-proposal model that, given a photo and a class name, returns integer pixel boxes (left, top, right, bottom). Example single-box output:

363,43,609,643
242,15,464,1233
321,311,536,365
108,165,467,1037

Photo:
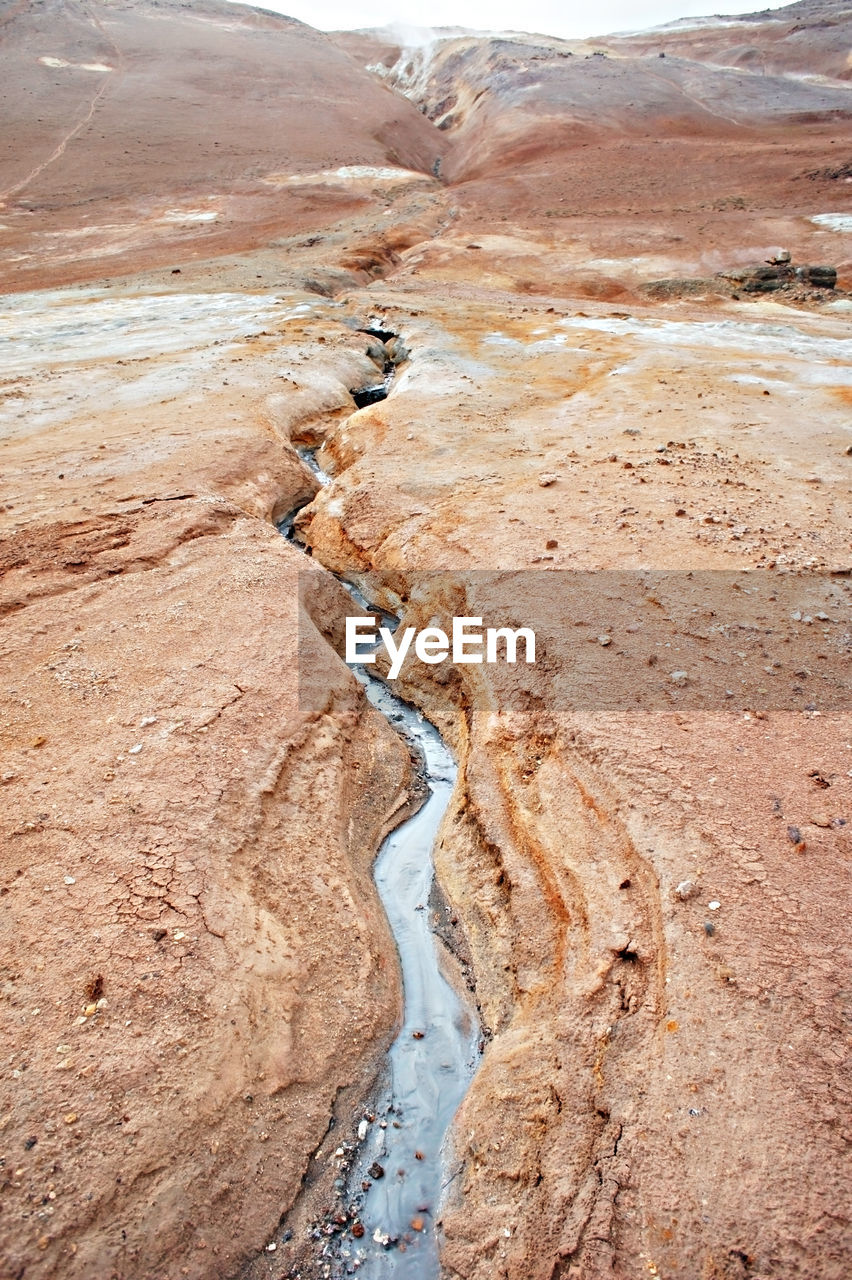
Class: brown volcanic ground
0,0,446,288
1,2,851,1279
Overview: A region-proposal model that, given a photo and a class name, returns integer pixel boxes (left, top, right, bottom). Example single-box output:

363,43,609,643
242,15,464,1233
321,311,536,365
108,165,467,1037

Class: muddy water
278,373,480,1275
336,665,479,1277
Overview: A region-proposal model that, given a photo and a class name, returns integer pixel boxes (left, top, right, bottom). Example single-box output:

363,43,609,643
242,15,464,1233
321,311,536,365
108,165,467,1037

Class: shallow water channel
336,669,479,1276
280,437,479,1275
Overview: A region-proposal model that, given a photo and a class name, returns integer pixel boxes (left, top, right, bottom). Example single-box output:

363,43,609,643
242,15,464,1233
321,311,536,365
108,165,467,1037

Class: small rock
351,1221,365,1238
670,670,688,684
411,1217,424,1232
128,744,142,755
414,1150,424,1161
703,921,715,936
598,635,612,647
368,1162,385,1180
357,1118,369,1141
675,880,699,901
809,814,832,828
708,900,721,911
538,472,559,487
545,538,558,549
786,824,802,844
412,1030,424,1040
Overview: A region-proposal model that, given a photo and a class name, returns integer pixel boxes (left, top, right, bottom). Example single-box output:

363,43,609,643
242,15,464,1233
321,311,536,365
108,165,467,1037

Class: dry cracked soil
0,0,850,1278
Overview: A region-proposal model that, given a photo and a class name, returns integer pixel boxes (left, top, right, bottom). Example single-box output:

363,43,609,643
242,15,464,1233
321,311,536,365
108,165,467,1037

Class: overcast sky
227,0,790,40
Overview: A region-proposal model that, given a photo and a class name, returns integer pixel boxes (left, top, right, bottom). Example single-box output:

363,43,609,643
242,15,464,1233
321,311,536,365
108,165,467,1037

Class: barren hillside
1,2,850,1278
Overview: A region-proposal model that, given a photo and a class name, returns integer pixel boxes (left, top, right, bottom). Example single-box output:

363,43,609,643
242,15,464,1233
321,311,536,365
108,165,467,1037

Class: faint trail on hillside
645,66,747,129
0,77,111,202
0,1,124,203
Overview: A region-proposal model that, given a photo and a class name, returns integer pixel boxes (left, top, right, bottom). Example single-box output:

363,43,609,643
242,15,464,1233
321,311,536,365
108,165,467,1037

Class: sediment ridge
1,1,850,1277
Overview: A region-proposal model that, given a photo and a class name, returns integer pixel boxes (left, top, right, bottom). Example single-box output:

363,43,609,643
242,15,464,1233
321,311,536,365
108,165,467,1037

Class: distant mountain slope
330,1,850,268
607,0,852,80
0,0,445,284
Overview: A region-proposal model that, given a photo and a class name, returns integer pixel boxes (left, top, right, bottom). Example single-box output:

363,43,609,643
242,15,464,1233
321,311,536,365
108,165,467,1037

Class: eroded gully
277,325,481,1277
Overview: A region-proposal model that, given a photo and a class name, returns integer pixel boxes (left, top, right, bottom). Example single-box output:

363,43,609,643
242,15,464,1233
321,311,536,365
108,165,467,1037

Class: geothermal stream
278,328,481,1277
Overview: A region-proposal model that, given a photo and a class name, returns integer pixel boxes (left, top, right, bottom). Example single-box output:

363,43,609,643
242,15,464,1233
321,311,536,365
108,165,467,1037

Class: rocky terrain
0,0,850,1278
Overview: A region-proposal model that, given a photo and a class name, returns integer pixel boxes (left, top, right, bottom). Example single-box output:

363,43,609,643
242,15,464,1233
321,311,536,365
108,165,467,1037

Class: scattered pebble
675,880,699,901
598,635,612,647
368,1162,385,1180
128,744,142,755
538,472,559,487
708,900,720,911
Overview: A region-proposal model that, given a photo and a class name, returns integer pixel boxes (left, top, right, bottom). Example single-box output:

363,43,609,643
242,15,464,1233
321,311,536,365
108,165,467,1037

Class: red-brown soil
1,1,850,1278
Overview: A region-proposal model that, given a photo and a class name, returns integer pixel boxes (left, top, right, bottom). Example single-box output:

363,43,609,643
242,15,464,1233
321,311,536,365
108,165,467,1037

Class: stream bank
273,321,481,1277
